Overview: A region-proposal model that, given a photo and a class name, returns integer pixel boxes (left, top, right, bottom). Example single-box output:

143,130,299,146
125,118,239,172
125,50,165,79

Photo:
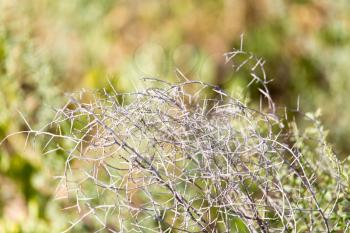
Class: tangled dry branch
15,46,347,232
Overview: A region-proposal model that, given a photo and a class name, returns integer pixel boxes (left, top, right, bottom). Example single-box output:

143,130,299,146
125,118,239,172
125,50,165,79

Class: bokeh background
1,0,350,232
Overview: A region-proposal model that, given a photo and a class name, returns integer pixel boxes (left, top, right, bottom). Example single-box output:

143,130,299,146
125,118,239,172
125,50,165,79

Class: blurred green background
0,0,350,232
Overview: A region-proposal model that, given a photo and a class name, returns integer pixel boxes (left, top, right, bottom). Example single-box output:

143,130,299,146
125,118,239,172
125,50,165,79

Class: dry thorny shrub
12,45,350,232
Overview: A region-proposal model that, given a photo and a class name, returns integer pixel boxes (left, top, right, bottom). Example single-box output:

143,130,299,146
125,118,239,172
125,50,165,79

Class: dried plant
9,44,348,232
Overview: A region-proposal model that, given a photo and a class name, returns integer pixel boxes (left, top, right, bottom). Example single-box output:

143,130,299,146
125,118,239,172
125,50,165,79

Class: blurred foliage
0,0,350,232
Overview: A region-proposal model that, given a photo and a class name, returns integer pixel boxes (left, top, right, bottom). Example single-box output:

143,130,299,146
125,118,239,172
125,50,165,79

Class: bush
23,47,349,232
